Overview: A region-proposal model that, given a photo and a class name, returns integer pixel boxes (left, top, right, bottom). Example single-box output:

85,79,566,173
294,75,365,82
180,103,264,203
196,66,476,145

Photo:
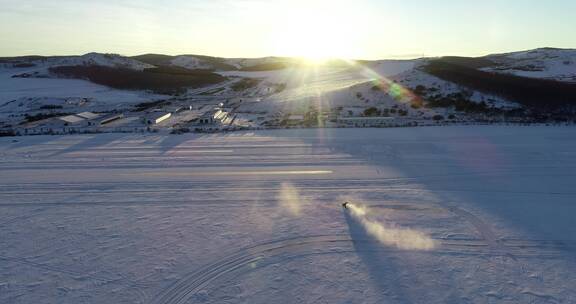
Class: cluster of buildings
188,106,235,132
280,108,416,128
10,100,241,135
4,100,457,136
17,112,131,135
331,116,399,127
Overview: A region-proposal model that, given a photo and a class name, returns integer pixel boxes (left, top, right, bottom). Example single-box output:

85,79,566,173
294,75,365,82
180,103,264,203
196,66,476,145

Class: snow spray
278,182,304,216
346,203,437,250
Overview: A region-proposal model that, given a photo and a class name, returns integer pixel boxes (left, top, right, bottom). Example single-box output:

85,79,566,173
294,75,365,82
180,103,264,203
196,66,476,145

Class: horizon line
1,46,575,61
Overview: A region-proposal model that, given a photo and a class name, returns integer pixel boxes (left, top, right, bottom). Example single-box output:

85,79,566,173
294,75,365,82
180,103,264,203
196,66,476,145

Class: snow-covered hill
483,48,576,82
364,59,419,78
394,63,520,109
1,48,575,131
2,53,154,71
224,57,292,70
221,58,520,117
59,53,154,70
133,54,291,71
169,56,214,70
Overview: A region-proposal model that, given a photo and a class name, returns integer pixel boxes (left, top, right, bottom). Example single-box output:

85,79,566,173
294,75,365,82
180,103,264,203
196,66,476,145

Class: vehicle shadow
343,208,412,304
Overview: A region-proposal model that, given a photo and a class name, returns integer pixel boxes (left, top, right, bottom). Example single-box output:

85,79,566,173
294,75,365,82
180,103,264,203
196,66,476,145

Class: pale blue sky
0,0,574,59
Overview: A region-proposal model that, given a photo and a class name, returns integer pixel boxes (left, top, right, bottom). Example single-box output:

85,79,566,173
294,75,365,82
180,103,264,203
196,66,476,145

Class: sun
270,3,364,63
281,30,348,63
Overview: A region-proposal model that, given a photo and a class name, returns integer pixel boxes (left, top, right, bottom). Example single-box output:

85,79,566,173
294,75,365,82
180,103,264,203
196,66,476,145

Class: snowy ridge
3,53,154,71
364,59,420,78
483,48,576,82
66,53,154,70
224,57,290,69
169,56,214,70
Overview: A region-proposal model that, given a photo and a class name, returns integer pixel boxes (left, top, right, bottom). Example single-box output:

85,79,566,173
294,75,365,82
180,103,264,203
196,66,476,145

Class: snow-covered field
1,126,576,303
0,68,166,108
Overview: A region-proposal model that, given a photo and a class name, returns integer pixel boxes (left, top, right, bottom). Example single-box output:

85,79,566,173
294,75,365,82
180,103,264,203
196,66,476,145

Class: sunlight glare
270,1,367,62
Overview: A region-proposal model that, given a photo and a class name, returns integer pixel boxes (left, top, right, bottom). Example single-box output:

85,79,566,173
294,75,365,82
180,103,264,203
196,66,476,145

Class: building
336,116,396,127
196,108,231,125
285,114,305,126
198,111,215,125
98,116,146,132
213,109,231,124
100,113,125,126
193,108,236,131
58,114,86,126
76,112,101,126
76,111,100,120
53,112,101,127
146,112,172,125
19,111,101,134
54,112,102,129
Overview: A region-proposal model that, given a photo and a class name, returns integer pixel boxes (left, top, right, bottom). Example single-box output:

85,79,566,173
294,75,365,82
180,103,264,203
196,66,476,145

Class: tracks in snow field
3,175,576,208
150,235,573,304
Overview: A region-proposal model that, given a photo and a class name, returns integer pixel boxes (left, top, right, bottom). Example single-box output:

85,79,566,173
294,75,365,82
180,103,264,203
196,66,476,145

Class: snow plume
347,203,437,251
278,182,304,216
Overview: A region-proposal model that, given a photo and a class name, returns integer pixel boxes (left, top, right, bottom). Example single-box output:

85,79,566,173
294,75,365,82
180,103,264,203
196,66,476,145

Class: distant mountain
2,48,575,113
132,54,238,71
0,52,153,71
3,48,574,80
131,54,300,71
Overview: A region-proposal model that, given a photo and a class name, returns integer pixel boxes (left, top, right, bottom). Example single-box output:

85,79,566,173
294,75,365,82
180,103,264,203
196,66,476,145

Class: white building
197,109,232,125
58,115,86,126
19,111,102,134
76,112,101,121
147,112,172,125
213,109,232,124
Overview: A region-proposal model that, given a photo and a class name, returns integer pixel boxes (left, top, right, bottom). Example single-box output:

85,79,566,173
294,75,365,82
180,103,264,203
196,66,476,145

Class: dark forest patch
49,66,227,95
423,59,576,110
240,62,287,71
231,78,262,91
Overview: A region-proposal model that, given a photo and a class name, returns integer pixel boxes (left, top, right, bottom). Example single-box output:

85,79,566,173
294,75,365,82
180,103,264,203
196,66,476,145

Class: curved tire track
151,235,351,304
150,235,570,304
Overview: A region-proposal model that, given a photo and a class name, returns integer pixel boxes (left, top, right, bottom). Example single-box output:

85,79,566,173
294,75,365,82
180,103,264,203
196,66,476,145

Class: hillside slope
484,48,576,82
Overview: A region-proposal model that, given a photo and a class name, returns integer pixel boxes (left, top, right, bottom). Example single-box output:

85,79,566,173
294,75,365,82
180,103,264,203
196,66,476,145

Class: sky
1,0,575,59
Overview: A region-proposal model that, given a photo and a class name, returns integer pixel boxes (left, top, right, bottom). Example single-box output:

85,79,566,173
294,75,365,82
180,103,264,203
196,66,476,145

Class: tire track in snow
150,235,569,304
442,204,571,301
0,255,123,283
0,254,150,301
445,206,501,250
0,208,46,226
152,235,352,304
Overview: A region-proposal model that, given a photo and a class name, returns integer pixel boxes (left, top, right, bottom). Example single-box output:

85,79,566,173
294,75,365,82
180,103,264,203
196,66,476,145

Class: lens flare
363,67,423,106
